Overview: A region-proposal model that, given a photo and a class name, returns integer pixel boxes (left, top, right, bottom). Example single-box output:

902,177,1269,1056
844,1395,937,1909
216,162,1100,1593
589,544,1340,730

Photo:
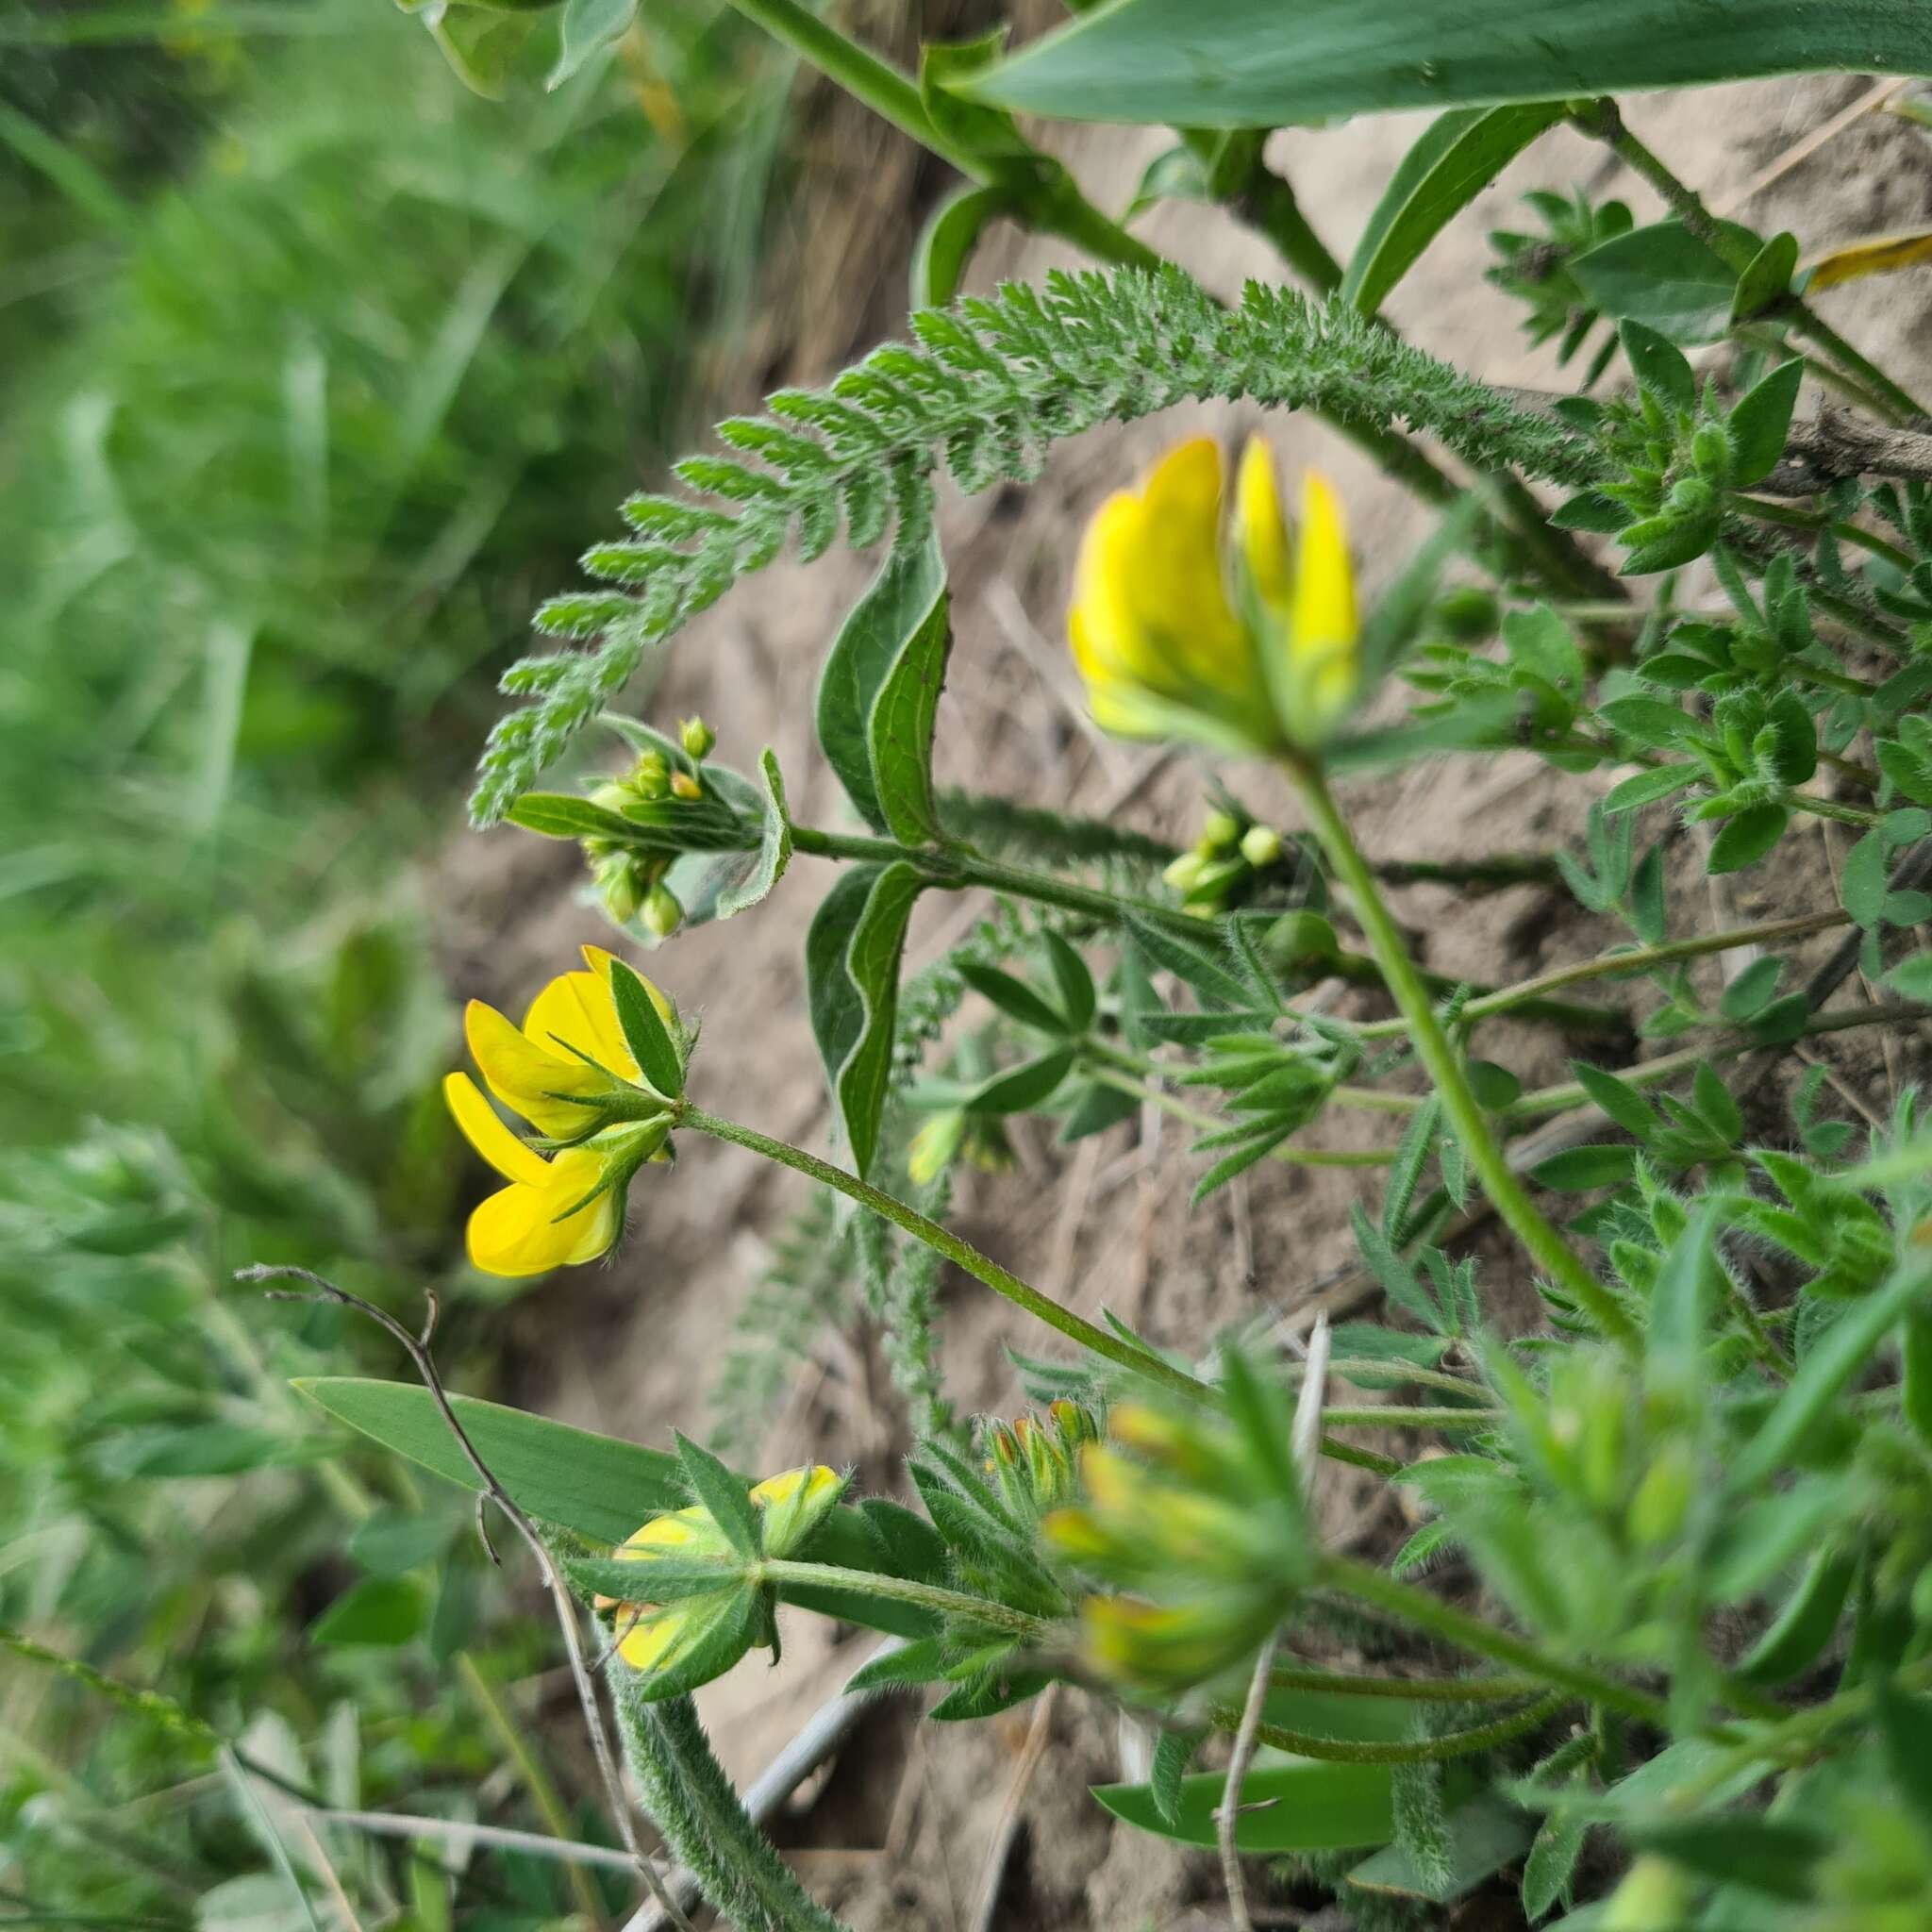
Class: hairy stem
1084,1061,1400,1168
1291,762,1639,1350
757,1560,1048,1638
680,1106,1207,1399
1351,909,1850,1041
1240,1690,1571,1764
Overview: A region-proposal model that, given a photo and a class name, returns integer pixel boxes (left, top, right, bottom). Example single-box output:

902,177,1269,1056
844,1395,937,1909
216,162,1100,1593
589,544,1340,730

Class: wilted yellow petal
444,1073,549,1188
1235,437,1291,614
524,968,638,1083
1805,229,1932,291
464,998,608,1135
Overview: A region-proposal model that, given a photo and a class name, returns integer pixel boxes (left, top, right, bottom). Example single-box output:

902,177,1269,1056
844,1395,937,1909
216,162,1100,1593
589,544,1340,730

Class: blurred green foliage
0,0,788,1921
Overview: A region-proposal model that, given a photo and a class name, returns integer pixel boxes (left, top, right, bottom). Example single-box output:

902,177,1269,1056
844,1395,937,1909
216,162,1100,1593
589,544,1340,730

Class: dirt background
432,63,1932,1932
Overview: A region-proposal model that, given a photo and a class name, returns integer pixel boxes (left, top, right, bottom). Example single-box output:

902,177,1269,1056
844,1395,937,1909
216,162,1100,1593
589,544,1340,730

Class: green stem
681,1105,1207,1400
1292,762,1639,1350
1352,909,1850,1041
1320,1405,1504,1430
1317,1557,1675,1730
1243,1690,1570,1764
759,1560,1049,1639
1581,101,1928,423
1735,497,1918,575
1271,1663,1543,1702
1503,1001,1930,1119
1788,791,1881,828
1084,1061,1400,1169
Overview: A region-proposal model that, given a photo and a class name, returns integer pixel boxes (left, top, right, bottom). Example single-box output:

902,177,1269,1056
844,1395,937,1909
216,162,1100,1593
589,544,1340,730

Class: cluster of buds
1043,1366,1314,1699
580,717,717,938
1161,804,1292,916
1557,322,1803,578
984,1401,1102,1528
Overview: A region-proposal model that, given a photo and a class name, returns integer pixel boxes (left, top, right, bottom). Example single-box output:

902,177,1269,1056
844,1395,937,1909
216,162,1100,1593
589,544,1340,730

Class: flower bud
643,881,684,940
668,770,703,802
1431,584,1500,641
1163,851,1208,894
1626,1437,1694,1548
1238,824,1282,869
631,751,671,801
596,854,644,925
1665,475,1715,518
1201,809,1241,851
678,716,715,759
1690,420,1732,484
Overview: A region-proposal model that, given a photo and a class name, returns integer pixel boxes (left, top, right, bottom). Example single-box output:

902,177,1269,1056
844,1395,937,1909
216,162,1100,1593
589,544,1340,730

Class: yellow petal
1235,436,1291,613
523,969,638,1083
464,1151,621,1277
581,944,676,1034
613,1604,691,1673
751,1463,845,1555
465,998,608,1135
1070,439,1248,710
1290,471,1357,662
444,1073,549,1188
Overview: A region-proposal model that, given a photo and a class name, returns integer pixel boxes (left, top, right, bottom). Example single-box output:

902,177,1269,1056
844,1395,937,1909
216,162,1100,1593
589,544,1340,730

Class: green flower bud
631,751,670,801
1626,1437,1694,1548
1690,420,1732,484
642,881,684,940
678,715,715,759
1163,851,1208,894
1200,809,1241,852
596,855,643,925
668,770,703,802
1603,1857,1690,1931
1431,584,1500,641
1665,475,1715,518
1239,824,1283,869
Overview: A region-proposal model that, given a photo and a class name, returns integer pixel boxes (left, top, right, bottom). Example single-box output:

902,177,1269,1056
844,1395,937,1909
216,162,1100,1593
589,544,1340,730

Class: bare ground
428,71,1932,1932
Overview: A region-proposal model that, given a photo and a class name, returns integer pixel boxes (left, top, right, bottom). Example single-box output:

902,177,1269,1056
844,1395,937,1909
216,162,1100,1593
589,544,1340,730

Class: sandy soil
430,70,1932,1931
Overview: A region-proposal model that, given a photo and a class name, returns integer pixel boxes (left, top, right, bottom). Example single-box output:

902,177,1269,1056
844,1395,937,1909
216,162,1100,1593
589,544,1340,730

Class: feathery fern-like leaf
471,265,1600,822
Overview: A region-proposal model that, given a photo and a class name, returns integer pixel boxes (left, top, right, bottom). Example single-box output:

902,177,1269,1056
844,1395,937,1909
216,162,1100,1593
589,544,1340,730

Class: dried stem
241,1265,691,1932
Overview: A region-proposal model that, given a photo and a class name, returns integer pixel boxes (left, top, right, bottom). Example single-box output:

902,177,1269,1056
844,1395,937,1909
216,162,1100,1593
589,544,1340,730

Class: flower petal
524,969,638,1084
1235,437,1291,614
1291,471,1357,662
444,1073,549,1187
464,1152,621,1277
465,998,608,1135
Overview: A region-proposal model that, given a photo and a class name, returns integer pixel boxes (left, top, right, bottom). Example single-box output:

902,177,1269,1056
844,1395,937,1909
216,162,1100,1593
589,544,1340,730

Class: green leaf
1728,358,1805,489
958,1,1932,128
814,533,950,841
960,1047,1075,1116
1466,1058,1523,1111
1627,1816,1826,1901
295,1377,688,1545
674,1433,760,1559
1719,955,1784,1023
1093,1758,1396,1853
808,861,924,1177
1346,1792,1533,1906
310,1576,424,1648
911,184,1011,308
1041,930,1097,1033
1725,1261,1932,1496
1122,914,1252,1010
1707,803,1789,874
547,0,637,89
1730,230,1798,323
1569,1061,1656,1141
1523,1804,1591,1921
1531,1145,1640,1191
1884,951,1932,1003
607,958,683,1098
1341,104,1565,319
957,961,1069,1036
711,749,793,921
1619,320,1694,412
1572,220,1754,343
844,1637,950,1693
1603,765,1696,813
1594,695,1698,750
507,792,640,842
1058,1078,1141,1142
1841,828,1890,927
1876,1686,1932,1832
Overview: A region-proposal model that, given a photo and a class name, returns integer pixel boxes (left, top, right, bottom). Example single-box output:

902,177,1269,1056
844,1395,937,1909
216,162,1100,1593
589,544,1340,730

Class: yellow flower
443,945,679,1278
604,1465,845,1677
1068,436,1358,755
